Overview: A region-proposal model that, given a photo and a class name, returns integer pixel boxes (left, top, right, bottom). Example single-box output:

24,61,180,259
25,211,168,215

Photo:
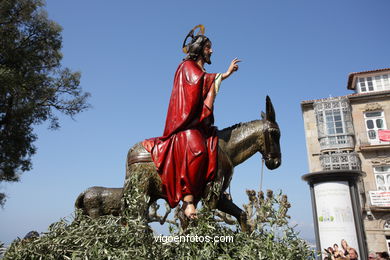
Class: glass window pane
384,75,390,87
366,112,382,117
376,119,384,128
326,116,333,122
325,110,332,116
327,128,335,135
368,130,376,139
378,167,385,172
377,175,385,185
366,120,374,129
376,76,383,89
367,78,374,90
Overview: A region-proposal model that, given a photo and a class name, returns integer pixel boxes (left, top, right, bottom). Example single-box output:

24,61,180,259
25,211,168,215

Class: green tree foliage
0,0,90,205
3,185,316,259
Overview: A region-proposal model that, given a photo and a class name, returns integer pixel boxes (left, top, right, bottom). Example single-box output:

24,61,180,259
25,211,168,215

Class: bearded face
202,40,212,65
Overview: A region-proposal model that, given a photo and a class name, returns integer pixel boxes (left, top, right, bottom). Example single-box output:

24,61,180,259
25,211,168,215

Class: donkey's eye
271,130,280,139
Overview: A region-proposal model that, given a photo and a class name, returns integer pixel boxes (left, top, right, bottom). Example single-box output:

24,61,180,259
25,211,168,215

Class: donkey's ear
266,95,276,123
261,111,266,120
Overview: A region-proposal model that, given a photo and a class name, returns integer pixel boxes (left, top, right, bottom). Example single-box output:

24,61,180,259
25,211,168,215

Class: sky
1,0,390,245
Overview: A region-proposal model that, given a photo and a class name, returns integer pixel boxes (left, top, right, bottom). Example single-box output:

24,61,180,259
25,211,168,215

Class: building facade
302,68,390,253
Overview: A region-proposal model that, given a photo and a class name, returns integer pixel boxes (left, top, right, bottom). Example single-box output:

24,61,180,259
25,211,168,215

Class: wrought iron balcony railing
320,152,361,171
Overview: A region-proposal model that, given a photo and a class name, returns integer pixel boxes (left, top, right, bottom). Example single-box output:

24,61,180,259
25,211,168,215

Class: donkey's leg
122,164,153,221
217,193,249,232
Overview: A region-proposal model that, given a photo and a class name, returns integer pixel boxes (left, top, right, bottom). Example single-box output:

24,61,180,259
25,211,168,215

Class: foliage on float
3,176,315,259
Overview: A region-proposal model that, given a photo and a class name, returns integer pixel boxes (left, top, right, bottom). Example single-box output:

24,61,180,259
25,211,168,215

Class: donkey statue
122,96,281,231
76,96,281,232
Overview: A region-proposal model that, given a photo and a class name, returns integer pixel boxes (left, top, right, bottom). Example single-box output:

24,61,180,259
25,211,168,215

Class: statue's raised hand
223,58,241,80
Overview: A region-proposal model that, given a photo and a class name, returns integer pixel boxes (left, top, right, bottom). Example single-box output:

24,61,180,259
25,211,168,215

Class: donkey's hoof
239,212,250,233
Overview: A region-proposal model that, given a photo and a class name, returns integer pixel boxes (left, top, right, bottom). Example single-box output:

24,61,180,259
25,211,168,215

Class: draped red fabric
142,60,218,208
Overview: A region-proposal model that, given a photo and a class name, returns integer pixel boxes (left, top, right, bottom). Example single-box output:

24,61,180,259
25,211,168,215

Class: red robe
142,60,218,208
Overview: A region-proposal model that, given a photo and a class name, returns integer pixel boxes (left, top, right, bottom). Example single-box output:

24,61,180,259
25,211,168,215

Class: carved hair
184,35,210,61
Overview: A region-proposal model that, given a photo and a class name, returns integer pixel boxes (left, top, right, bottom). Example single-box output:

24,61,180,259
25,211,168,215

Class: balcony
319,135,355,151
320,152,361,171
313,97,355,151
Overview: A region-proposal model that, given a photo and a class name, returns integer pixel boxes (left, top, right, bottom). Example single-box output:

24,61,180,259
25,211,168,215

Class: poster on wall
369,191,390,207
314,181,359,259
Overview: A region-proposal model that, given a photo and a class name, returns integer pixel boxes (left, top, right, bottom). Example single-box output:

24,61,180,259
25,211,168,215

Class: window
325,110,343,134
319,107,349,146
357,74,390,93
387,236,390,255
374,166,390,191
364,111,387,145
376,76,384,91
384,221,390,230
318,104,349,139
314,97,354,150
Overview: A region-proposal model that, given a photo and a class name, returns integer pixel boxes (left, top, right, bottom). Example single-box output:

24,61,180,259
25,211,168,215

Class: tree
0,0,90,206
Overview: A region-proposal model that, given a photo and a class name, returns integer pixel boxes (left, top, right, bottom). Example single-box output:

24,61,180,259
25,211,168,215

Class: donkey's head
261,96,281,170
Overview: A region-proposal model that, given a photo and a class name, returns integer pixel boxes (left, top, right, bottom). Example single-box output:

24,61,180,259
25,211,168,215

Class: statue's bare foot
182,201,197,219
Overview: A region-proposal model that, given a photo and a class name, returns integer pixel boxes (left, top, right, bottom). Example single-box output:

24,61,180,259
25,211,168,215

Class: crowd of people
323,239,390,260
323,239,357,259
369,251,390,260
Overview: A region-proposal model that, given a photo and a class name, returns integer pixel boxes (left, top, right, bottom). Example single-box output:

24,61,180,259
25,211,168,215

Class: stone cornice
371,157,390,165
364,102,383,112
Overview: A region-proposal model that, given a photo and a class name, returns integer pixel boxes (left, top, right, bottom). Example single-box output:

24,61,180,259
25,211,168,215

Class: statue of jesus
142,25,240,219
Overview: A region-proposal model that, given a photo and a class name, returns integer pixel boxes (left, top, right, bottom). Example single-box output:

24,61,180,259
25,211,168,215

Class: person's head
348,248,358,259
201,39,212,65
185,35,212,64
333,244,339,250
341,239,349,250
368,251,377,259
378,251,390,259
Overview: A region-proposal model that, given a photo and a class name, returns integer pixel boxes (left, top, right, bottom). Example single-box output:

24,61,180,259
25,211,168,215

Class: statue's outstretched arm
222,58,241,80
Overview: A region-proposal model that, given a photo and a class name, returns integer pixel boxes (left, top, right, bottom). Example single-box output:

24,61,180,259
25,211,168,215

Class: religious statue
76,25,281,232
142,25,241,220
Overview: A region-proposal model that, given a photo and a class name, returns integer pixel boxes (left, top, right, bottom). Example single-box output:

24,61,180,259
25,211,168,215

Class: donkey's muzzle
265,156,281,170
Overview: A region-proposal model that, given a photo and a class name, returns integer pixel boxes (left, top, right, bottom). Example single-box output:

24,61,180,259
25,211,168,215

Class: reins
260,158,265,192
